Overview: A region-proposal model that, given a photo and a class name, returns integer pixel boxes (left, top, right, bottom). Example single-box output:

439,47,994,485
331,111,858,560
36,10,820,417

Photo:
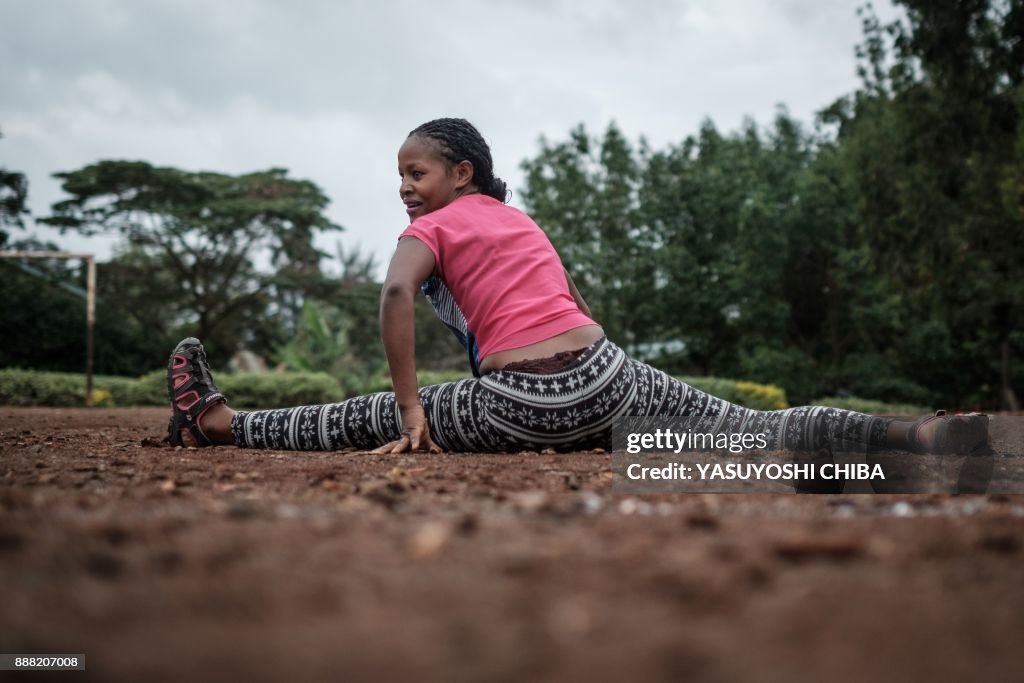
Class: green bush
110,370,350,408
217,372,343,408
106,370,164,406
0,369,85,406
811,396,930,416
97,375,152,405
5,367,794,413
0,368,346,408
838,353,933,406
367,371,786,410
115,370,350,408
679,376,789,410
738,345,822,406
361,369,471,395
0,369,153,407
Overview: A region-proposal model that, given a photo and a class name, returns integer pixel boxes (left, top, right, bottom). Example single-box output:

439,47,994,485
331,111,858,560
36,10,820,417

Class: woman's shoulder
453,193,513,213
466,194,536,223
422,194,526,226
407,196,541,245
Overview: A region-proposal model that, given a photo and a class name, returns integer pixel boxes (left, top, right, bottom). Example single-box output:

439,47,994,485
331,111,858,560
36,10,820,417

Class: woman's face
397,136,471,222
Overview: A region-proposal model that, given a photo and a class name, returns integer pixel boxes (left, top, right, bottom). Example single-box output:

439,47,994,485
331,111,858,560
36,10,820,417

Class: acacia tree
44,161,341,364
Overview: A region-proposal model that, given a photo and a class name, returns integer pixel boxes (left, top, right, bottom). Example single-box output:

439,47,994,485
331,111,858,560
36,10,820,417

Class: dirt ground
2,407,1023,683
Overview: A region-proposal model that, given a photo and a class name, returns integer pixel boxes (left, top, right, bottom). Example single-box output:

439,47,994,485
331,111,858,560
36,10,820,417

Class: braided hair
408,118,510,203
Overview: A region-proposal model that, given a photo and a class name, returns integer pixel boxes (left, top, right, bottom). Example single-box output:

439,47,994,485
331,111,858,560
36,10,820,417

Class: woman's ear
454,160,475,189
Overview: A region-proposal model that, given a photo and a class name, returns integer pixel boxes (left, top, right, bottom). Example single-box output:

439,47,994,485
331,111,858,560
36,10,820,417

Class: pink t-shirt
400,194,595,359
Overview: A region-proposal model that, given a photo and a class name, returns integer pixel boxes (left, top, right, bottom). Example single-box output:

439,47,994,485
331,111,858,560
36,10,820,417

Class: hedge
679,376,789,411
811,396,930,415
2,367,794,411
9,367,952,418
114,371,350,409
361,369,472,395
372,372,791,411
0,368,345,408
0,369,141,407
0,368,483,408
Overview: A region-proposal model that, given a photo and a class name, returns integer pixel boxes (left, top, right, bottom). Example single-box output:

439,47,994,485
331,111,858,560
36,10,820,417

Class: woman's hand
372,403,442,454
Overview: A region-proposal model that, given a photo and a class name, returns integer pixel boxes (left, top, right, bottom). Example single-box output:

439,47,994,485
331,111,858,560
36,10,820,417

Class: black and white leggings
231,338,891,453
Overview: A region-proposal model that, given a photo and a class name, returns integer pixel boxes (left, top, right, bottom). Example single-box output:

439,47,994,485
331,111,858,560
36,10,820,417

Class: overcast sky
1,0,898,278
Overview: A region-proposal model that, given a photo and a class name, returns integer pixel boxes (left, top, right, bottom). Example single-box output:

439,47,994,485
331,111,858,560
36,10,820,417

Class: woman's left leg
169,336,514,452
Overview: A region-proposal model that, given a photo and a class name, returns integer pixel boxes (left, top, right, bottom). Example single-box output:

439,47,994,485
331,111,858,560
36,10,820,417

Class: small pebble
891,501,914,517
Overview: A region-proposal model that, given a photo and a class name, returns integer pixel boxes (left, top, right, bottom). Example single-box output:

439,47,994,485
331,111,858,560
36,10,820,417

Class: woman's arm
564,267,593,318
374,237,440,453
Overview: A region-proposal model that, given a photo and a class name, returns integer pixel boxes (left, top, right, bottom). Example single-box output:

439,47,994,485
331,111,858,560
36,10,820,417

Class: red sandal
167,337,226,447
906,410,989,455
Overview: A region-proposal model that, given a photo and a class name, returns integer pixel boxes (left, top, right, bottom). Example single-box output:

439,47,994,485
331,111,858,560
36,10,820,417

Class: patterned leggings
231,338,892,453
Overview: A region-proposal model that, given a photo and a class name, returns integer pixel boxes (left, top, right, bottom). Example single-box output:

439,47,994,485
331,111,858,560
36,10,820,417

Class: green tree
635,113,826,398
819,1,1024,406
43,161,342,365
521,123,654,347
277,244,382,385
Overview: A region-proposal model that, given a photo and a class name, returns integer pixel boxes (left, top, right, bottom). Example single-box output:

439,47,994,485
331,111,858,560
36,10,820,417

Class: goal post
0,250,97,407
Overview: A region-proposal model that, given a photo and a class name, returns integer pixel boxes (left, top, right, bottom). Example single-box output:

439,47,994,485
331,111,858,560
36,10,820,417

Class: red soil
2,407,1023,682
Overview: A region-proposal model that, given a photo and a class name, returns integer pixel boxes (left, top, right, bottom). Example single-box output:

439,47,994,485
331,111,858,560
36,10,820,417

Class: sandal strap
178,389,226,423
171,374,202,395
182,394,224,446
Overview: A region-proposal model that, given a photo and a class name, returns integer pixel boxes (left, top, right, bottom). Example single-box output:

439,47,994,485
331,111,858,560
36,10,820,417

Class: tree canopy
43,161,342,364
